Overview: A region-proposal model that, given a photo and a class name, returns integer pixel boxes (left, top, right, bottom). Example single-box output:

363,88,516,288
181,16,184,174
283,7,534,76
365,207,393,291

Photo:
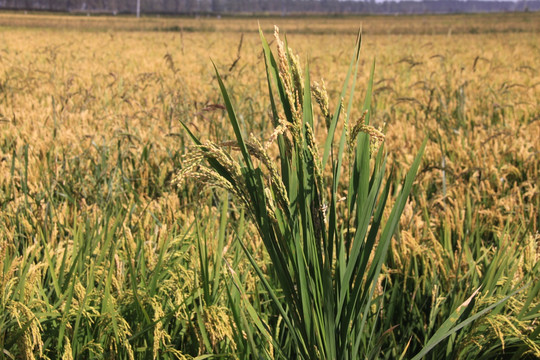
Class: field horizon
1,10,540,34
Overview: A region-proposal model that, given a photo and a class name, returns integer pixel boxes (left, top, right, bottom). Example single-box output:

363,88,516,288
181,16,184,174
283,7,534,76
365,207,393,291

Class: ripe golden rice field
0,12,538,359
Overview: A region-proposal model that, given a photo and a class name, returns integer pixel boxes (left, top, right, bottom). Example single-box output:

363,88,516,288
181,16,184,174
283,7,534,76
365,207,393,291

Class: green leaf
412,284,527,360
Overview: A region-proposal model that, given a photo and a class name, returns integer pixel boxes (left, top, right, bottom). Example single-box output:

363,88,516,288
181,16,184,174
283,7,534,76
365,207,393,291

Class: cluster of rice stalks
0,13,538,359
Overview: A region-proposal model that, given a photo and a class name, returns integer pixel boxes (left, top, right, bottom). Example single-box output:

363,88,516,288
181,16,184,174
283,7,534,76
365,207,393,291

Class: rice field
0,12,538,359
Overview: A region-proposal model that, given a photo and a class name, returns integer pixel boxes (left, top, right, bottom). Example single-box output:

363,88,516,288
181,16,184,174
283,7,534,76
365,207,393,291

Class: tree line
0,0,537,15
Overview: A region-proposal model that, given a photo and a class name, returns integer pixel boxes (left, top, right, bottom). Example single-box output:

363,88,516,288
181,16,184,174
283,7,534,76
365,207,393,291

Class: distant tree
211,0,219,13
281,0,290,15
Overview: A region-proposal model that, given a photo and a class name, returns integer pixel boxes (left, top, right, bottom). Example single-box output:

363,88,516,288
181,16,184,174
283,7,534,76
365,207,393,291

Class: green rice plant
178,26,429,359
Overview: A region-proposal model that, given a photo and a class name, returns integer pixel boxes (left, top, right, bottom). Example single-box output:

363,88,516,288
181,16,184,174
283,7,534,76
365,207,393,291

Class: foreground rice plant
178,26,428,358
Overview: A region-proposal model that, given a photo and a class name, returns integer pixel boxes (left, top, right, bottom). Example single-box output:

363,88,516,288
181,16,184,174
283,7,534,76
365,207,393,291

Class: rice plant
177,25,428,359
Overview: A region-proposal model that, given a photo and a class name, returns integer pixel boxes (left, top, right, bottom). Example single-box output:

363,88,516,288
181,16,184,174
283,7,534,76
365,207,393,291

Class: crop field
0,12,539,359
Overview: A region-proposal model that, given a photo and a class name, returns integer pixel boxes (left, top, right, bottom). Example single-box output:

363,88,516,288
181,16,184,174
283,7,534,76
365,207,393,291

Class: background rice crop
0,12,538,359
